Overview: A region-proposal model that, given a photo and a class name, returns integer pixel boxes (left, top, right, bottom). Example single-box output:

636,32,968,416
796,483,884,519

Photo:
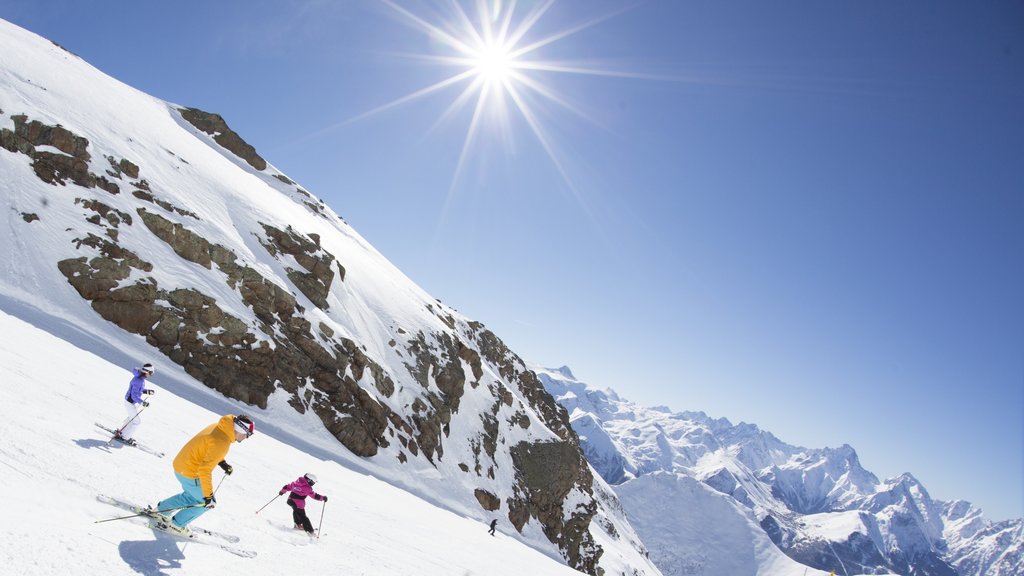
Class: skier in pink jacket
280,473,328,535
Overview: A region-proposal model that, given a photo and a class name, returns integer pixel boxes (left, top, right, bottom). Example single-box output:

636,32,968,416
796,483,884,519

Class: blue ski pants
157,472,210,527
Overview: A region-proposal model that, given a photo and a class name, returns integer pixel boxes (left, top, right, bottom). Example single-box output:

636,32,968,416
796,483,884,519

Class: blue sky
3,1,1021,521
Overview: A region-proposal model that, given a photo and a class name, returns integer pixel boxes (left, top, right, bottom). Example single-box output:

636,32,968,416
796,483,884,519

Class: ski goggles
233,416,255,439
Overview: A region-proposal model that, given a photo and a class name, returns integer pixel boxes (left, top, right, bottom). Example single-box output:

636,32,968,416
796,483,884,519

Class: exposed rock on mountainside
179,107,267,171
0,37,657,571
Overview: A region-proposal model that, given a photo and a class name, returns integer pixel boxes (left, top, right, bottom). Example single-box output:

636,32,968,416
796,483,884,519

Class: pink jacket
281,476,324,510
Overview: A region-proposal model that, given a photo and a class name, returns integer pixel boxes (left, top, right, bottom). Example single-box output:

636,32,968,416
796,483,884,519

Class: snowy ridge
0,18,656,575
535,365,1023,576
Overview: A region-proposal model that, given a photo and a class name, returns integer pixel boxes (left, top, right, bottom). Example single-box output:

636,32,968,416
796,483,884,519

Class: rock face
259,223,342,309
510,440,600,571
1,106,650,575
178,107,267,171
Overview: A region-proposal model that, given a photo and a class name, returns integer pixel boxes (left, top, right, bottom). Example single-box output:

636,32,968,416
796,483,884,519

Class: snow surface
0,309,584,576
616,472,831,576
536,365,912,576
0,18,659,576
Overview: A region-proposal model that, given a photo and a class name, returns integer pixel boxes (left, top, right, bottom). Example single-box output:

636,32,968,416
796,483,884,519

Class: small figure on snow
151,414,254,533
114,363,156,446
280,473,328,536
489,519,497,536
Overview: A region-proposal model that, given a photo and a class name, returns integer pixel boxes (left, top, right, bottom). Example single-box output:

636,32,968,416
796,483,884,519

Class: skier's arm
197,440,229,498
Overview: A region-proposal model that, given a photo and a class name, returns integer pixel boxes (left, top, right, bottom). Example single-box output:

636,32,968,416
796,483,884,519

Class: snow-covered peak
537,365,1023,576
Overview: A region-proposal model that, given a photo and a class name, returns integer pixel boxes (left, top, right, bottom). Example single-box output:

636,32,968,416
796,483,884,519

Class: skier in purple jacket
280,473,328,535
115,363,156,446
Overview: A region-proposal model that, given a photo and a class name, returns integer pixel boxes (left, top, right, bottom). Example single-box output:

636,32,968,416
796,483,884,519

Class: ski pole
94,503,200,524
115,402,151,436
255,493,282,515
316,500,326,539
211,474,227,498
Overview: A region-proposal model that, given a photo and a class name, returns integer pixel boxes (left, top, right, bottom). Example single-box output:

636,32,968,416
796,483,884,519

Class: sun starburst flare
341,0,646,200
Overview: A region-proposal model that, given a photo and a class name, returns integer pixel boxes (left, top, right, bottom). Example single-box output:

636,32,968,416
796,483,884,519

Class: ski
96,495,243,544
94,423,165,457
150,520,257,558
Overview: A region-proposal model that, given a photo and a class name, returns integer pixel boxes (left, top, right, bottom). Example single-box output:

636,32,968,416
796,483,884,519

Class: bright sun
353,1,632,192
473,43,515,85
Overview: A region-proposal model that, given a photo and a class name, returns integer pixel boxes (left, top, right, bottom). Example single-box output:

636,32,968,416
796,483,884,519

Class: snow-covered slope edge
535,365,1023,576
0,19,656,576
0,309,590,576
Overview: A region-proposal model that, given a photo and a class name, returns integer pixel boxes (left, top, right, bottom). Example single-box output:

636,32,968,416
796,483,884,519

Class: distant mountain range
536,365,1023,576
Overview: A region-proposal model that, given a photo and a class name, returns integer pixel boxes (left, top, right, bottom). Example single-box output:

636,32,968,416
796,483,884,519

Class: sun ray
443,80,495,214
514,60,687,81
320,0,663,214
491,0,517,48
508,70,593,125
381,0,477,55
338,68,477,127
502,79,596,222
508,5,632,60
504,0,556,50
424,76,486,140
448,0,487,54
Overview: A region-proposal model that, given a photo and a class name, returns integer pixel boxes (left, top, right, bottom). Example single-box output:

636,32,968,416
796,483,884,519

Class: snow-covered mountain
0,309,600,575
0,18,657,576
536,365,1024,576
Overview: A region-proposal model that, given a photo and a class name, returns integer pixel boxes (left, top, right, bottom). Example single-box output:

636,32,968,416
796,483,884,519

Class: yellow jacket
172,415,237,497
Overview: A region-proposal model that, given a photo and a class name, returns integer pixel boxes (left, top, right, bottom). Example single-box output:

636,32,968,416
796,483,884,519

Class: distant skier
279,473,328,535
114,363,156,446
150,414,255,533
488,519,497,536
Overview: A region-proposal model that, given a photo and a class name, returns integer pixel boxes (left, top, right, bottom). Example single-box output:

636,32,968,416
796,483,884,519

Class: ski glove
218,460,233,475
144,389,155,395
141,401,150,408
204,495,216,509
321,495,328,502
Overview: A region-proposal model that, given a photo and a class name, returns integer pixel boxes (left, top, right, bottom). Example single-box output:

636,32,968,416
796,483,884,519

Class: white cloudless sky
1,0,1021,521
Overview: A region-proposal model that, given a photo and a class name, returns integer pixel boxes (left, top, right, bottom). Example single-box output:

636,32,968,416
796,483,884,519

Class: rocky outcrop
1,114,94,188
0,115,168,212
178,107,267,171
258,223,342,309
475,489,501,511
510,440,602,574
58,227,396,454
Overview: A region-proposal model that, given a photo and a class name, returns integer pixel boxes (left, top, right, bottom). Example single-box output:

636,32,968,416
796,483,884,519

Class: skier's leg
298,509,314,533
120,400,141,439
288,499,303,529
159,473,207,527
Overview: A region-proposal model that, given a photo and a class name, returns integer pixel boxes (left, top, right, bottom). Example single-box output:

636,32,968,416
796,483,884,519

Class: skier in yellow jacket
151,414,255,533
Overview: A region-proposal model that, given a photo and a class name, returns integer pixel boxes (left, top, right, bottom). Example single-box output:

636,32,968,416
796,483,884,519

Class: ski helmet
233,414,255,439
304,473,318,485
141,363,154,375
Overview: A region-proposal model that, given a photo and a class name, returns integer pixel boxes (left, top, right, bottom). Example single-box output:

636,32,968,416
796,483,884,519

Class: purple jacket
124,368,151,404
281,476,324,510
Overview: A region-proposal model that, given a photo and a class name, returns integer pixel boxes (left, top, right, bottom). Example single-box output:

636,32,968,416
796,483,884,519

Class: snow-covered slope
0,18,656,575
0,309,587,575
616,472,831,576
536,365,1023,576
